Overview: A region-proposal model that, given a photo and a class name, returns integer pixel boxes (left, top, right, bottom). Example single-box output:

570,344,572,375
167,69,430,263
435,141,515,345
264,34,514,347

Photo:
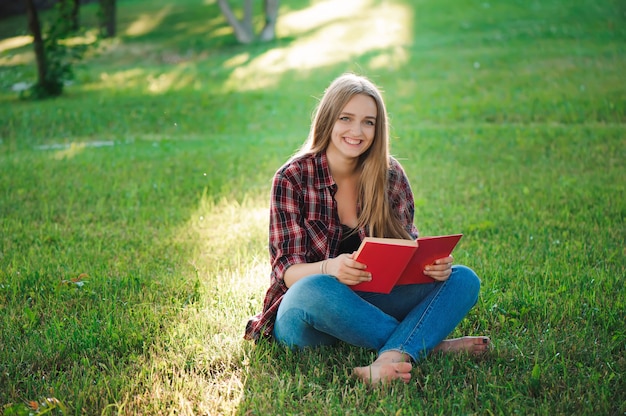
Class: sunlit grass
117,195,269,414
125,4,175,37
0,132,275,413
0,0,625,413
0,35,31,53
224,0,413,91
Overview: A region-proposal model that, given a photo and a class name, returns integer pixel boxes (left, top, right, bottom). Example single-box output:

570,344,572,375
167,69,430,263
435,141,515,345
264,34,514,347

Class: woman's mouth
344,137,362,145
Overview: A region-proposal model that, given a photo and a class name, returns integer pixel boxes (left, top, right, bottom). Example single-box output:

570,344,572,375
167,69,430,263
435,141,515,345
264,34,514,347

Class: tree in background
61,0,80,33
24,0,52,95
217,0,279,44
25,0,67,97
23,0,88,98
99,0,116,38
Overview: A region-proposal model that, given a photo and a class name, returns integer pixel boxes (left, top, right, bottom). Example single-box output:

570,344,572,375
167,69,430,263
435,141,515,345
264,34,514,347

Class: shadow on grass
238,337,505,414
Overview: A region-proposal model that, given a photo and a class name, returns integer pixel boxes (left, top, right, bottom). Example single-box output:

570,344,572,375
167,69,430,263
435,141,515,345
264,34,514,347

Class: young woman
245,73,489,385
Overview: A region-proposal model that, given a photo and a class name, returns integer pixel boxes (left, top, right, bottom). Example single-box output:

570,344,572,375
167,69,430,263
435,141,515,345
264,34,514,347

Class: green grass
1,0,625,414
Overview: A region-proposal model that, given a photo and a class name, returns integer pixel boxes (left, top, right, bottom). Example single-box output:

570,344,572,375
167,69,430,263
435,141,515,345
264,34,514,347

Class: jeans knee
450,265,481,299
281,274,341,310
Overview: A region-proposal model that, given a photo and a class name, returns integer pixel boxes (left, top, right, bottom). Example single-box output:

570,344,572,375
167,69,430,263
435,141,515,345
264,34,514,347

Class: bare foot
432,336,490,356
353,351,413,385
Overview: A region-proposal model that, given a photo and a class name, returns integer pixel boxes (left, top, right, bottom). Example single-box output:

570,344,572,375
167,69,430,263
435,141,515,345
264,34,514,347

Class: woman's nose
350,122,363,136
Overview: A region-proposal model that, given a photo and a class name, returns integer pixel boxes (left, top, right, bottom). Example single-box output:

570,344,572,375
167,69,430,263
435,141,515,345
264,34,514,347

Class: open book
350,234,463,294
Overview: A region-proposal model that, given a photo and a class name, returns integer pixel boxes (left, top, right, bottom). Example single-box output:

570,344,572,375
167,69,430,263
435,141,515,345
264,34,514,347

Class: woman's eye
365,120,375,126
339,116,350,121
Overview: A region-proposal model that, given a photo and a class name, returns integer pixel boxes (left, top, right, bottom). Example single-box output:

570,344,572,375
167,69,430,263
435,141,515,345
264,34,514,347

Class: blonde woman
245,73,489,384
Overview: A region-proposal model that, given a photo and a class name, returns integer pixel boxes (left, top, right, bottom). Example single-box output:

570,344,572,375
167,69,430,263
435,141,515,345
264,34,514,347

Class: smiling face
327,93,377,161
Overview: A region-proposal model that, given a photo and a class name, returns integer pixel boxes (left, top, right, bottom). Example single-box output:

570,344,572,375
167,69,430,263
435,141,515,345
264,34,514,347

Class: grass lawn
0,0,624,414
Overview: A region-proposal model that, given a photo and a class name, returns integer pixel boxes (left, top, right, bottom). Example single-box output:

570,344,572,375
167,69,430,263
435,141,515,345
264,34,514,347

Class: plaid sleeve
388,158,419,239
269,168,309,283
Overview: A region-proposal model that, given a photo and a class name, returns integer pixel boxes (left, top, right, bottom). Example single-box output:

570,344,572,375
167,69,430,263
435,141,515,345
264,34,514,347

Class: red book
350,234,463,294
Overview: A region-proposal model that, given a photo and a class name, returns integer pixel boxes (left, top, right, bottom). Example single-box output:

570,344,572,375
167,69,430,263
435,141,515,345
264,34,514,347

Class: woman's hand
326,253,372,286
424,255,454,281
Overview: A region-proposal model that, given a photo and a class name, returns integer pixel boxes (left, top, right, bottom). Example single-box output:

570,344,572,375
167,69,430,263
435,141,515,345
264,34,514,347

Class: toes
354,362,413,385
472,338,491,355
469,336,489,344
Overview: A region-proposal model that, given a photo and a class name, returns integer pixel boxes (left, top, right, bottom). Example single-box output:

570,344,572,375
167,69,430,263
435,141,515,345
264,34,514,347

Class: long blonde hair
298,73,411,239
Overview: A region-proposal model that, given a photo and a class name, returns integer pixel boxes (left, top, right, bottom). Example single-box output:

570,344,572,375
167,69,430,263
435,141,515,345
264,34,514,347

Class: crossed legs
273,266,490,385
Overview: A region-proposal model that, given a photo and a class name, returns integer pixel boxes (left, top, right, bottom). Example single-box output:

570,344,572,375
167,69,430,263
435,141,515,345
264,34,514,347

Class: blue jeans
273,265,480,361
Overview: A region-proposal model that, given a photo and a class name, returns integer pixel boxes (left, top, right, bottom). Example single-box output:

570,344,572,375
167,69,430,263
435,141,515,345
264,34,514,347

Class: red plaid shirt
244,151,419,341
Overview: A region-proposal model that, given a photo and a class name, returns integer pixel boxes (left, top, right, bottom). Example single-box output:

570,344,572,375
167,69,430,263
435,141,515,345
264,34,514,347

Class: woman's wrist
320,259,328,275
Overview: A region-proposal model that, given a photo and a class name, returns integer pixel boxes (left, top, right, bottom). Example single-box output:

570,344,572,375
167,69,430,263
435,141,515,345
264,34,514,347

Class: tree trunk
216,0,254,44
259,0,279,41
99,0,116,38
242,0,253,34
24,0,47,87
69,0,80,31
